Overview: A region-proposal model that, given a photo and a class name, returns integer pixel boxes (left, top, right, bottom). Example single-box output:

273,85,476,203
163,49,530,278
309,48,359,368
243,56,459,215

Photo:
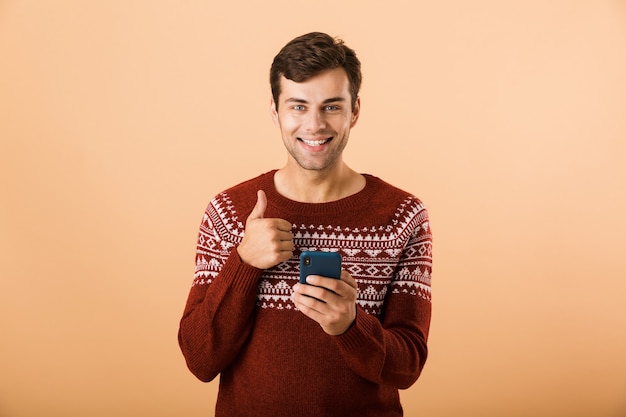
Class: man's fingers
292,275,358,336
237,189,294,269
306,273,357,292
275,219,294,233
340,270,358,289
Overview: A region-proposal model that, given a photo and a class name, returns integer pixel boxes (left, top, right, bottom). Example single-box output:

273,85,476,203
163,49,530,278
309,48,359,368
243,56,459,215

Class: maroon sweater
178,170,433,417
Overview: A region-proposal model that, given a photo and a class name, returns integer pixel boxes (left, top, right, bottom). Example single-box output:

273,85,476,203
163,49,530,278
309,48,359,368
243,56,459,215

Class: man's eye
293,105,305,111
325,105,338,111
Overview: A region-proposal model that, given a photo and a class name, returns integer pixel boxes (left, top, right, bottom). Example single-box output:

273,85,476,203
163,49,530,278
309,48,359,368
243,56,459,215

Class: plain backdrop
1,1,625,416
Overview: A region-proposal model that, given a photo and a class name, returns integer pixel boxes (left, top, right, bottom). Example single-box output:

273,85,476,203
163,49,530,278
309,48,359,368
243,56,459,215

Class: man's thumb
248,190,267,220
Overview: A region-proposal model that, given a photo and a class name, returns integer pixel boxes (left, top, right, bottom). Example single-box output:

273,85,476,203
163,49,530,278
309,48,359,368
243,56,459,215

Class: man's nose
303,109,326,131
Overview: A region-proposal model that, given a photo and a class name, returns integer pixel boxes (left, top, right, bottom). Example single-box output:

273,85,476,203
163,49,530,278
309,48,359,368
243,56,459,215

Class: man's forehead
279,70,350,102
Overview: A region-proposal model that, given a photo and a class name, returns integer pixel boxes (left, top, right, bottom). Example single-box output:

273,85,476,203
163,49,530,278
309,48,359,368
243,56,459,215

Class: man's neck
274,163,365,203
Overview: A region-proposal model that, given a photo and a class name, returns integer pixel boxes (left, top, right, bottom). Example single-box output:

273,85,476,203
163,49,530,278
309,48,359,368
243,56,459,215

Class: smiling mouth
299,137,332,146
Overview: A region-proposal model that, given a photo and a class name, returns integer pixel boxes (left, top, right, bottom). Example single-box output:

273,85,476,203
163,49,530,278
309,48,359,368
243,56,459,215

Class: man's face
271,67,360,173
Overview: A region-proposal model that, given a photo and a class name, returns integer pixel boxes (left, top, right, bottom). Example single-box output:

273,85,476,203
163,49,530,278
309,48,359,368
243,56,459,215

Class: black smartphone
299,251,342,284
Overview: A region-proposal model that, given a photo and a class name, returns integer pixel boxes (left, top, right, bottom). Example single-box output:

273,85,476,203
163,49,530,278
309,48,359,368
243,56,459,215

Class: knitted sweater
178,170,433,417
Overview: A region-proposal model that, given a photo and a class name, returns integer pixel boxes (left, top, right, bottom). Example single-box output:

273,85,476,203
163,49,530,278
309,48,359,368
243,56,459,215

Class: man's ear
270,97,279,126
350,96,361,128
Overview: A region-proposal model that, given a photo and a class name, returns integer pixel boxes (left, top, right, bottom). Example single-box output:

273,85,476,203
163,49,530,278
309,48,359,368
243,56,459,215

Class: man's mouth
299,137,332,146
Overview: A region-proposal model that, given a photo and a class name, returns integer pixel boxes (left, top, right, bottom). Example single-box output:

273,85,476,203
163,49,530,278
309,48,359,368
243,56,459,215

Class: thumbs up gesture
236,190,295,269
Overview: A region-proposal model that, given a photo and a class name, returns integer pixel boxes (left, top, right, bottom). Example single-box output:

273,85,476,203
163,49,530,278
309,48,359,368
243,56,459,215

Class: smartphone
299,251,342,284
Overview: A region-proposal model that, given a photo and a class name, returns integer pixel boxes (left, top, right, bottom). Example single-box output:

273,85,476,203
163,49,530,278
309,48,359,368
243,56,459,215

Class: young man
178,32,433,417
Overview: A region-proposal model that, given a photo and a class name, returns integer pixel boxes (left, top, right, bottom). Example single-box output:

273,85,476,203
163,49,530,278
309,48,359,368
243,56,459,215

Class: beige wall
1,1,625,416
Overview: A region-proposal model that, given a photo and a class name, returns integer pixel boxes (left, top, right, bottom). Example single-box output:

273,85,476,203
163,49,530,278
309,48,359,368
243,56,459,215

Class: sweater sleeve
333,206,432,389
178,201,262,382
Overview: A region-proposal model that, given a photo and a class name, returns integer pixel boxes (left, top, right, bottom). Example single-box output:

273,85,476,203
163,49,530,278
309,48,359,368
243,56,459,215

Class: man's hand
237,190,294,269
292,271,358,336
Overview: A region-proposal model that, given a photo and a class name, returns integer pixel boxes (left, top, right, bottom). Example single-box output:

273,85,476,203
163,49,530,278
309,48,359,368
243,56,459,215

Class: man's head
270,32,362,111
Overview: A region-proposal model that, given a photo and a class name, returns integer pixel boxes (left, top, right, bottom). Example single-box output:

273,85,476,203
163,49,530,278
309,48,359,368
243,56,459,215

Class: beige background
1,1,625,416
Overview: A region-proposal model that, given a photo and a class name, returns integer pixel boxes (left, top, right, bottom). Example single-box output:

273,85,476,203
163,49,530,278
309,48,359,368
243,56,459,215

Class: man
178,32,433,417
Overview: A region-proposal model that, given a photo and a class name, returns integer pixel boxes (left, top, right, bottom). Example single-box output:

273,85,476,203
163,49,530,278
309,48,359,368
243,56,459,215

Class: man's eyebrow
323,97,346,104
284,97,346,104
285,98,308,104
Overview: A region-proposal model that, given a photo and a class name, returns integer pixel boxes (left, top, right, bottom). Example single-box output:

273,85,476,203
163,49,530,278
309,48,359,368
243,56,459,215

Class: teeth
302,138,329,146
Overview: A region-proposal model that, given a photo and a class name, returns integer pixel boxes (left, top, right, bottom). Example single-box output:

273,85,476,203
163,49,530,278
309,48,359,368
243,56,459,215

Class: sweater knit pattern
193,180,432,317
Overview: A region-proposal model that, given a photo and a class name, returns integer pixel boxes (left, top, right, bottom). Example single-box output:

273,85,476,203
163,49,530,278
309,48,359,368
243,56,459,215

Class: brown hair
270,32,362,110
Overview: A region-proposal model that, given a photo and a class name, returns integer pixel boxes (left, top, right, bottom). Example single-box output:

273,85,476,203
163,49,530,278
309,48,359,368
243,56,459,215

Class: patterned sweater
178,170,433,417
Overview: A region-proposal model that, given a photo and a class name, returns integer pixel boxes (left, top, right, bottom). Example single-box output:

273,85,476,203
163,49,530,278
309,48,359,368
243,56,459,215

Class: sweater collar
260,169,380,217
